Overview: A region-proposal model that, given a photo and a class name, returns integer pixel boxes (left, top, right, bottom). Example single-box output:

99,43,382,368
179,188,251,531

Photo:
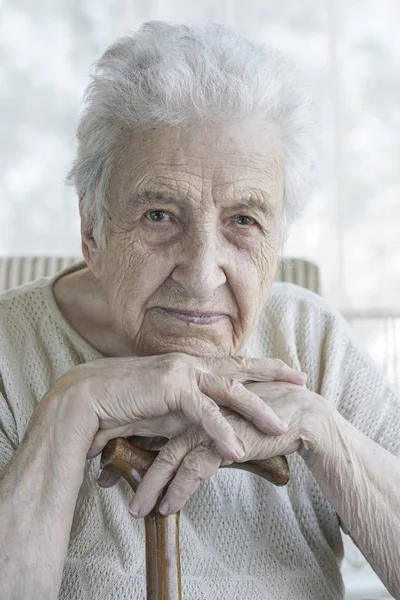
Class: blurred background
0,1,399,596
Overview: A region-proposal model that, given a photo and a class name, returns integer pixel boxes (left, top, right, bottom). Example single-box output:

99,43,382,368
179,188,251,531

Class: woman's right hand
54,353,306,462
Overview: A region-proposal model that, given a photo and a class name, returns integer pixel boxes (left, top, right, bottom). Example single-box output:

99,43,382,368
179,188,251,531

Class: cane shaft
145,510,181,600
101,439,181,600
101,437,290,600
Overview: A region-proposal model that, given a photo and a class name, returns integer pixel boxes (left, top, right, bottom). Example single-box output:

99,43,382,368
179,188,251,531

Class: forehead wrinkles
110,124,284,214
128,155,280,200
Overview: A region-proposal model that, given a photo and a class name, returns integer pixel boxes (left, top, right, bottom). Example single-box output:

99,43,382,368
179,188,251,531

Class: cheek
257,237,279,287
101,237,171,320
239,235,278,286
224,220,280,288
230,239,278,315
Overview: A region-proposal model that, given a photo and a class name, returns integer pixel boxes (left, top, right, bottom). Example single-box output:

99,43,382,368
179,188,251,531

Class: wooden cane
101,438,290,600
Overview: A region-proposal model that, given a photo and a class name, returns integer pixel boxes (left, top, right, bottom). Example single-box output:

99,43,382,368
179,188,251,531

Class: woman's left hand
117,381,335,517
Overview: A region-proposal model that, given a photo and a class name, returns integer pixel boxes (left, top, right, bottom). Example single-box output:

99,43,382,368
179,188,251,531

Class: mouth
155,307,226,325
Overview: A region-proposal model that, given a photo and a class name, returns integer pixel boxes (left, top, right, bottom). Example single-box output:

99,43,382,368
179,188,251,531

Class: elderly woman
0,21,399,600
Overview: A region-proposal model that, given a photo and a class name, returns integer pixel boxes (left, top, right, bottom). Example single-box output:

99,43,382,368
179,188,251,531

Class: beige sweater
0,263,399,600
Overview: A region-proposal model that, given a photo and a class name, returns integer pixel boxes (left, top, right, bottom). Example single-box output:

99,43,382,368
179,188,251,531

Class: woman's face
88,120,284,357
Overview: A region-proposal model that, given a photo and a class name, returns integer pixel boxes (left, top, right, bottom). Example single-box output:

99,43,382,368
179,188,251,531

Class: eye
145,209,172,223
233,215,256,226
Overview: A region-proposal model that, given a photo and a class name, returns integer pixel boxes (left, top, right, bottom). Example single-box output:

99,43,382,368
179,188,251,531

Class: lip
155,307,226,325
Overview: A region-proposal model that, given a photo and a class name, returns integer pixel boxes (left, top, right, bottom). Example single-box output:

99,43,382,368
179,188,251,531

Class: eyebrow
129,189,276,219
130,190,184,211
228,196,276,220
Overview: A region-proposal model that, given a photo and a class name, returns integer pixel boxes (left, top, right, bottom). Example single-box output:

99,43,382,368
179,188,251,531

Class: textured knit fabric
0,262,399,600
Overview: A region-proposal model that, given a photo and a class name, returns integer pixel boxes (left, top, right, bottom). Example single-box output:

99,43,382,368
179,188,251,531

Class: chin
137,334,235,358
124,312,244,357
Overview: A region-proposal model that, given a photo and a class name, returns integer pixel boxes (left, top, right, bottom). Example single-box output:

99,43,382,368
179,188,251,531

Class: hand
122,380,334,517
54,354,306,463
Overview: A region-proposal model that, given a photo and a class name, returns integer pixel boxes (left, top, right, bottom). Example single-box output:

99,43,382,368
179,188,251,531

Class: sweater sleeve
316,310,400,458
0,379,19,474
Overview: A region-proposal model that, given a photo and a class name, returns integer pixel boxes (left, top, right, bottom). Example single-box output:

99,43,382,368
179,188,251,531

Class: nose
171,228,227,299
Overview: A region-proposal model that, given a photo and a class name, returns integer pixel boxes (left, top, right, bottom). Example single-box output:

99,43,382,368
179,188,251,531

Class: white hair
67,21,316,246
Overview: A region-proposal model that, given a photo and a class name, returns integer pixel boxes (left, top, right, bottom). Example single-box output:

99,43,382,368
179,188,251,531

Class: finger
158,445,222,515
97,467,121,488
178,391,245,461
87,426,135,459
129,431,201,517
199,373,288,435
86,399,241,461
86,415,188,459
87,402,243,462
201,356,306,386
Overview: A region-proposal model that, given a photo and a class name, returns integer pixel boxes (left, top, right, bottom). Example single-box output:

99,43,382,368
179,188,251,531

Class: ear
79,196,102,279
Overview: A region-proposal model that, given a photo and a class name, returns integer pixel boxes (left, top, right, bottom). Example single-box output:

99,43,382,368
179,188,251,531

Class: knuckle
156,443,181,466
222,379,246,406
231,378,246,396
156,353,182,375
199,444,220,465
273,358,286,370
195,370,209,389
157,354,198,387
200,399,221,420
230,356,247,369
225,378,242,394
183,426,203,447
180,453,203,480
219,356,244,374
272,359,287,378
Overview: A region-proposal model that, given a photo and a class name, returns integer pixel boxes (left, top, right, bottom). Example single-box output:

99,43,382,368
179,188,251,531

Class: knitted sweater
0,263,399,600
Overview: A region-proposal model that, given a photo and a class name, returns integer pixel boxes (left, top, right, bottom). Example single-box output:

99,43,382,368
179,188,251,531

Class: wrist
35,382,97,468
297,400,339,468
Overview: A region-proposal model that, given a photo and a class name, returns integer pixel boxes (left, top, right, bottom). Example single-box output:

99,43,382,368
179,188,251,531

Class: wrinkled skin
55,119,285,359
54,118,318,512
7,120,399,600
98,120,284,358
59,353,306,462
98,380,335,517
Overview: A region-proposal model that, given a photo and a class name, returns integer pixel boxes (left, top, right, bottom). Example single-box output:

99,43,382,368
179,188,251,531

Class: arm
0,389,89,600
0,354,302,598
118,302,400,595
303,409,400,599
125,380,400,600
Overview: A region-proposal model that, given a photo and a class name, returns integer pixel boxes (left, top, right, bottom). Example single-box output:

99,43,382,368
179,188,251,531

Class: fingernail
159,501,170,515
129,500,141,517
97,473,110,487
231,441,246,460
277,419,288,430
